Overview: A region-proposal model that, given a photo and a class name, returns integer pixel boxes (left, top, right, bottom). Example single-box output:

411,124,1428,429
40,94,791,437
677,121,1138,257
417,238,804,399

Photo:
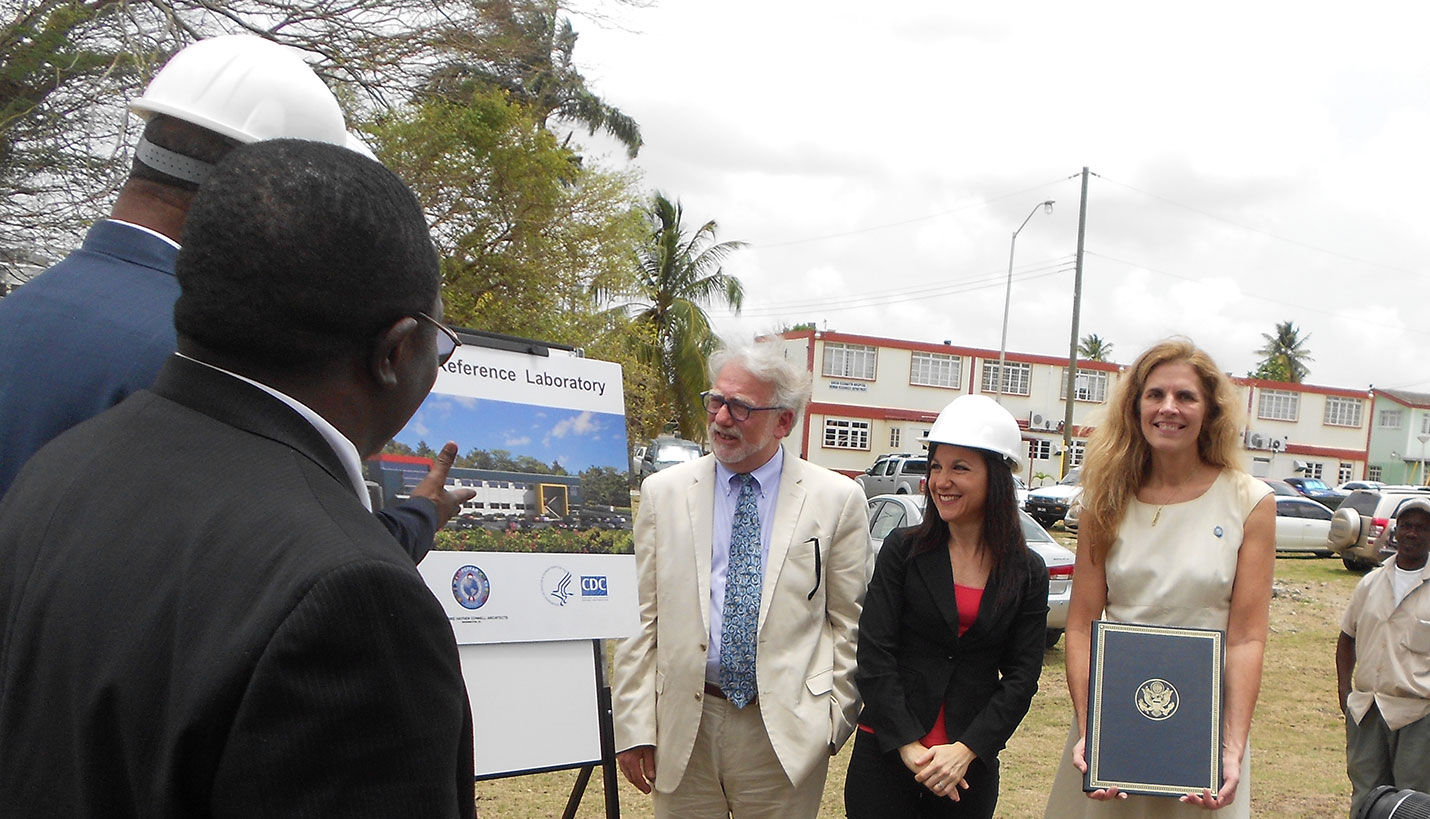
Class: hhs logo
580,575,608,598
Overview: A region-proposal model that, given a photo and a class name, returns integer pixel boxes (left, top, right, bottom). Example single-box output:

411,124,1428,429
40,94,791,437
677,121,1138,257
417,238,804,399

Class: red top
860,583,984,748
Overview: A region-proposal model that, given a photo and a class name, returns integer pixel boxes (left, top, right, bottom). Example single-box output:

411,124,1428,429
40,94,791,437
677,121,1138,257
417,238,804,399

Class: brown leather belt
703,683,756,705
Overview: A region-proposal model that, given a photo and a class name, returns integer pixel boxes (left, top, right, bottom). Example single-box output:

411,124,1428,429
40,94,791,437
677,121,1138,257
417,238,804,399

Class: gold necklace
1152,505,1164,527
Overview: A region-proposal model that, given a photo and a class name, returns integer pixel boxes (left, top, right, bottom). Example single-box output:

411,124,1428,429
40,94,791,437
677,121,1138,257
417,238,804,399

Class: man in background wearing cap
611,340,872,818
0,36,468,549
1336,498,1430,816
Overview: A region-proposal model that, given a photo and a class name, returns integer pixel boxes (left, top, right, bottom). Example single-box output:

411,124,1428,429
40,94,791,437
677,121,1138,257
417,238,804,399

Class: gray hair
708,340,812,418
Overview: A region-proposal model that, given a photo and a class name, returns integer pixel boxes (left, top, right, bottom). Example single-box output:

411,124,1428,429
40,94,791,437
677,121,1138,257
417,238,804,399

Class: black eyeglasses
700,391,782,422
416,311,461,366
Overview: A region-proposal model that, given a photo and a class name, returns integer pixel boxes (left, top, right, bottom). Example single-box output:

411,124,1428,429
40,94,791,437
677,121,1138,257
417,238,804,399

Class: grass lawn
475,543,1362,818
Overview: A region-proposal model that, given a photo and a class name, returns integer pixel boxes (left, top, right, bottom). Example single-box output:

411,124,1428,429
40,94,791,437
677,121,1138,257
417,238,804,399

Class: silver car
866,493,1074,648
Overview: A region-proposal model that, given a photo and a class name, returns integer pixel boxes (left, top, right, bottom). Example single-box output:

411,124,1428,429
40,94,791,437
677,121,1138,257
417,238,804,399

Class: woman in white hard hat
846,394,1049,818
1042,339,1274,818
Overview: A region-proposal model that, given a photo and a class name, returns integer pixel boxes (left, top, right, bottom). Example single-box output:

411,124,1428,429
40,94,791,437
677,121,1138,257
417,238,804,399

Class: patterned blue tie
720,473,762,708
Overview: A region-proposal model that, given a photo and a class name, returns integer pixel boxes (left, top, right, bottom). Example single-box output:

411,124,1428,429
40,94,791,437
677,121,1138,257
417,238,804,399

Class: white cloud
571,0,1430,388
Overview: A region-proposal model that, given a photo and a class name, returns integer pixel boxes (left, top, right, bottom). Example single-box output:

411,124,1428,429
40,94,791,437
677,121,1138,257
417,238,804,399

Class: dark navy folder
1084,620,1224,797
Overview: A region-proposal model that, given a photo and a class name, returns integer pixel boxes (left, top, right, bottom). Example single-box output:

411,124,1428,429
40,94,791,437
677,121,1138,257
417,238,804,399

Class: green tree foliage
578,465,628,507
598,192,746,441
0,0,641,279
1254,321,1313,383
1077,333,1114,362
426,0,641,157
368,87,644,345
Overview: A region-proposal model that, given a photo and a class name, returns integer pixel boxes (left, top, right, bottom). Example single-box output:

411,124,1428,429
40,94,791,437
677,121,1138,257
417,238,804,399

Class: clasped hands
899,740,976,801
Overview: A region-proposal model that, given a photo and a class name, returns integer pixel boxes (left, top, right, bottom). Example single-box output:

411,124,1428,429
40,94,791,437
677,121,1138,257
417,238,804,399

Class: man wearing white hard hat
1337,497,1430,816
0,36,467,551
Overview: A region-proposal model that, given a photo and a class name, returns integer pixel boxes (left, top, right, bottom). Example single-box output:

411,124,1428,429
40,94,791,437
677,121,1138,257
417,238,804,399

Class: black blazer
0,356,474,818
854,526,1048,761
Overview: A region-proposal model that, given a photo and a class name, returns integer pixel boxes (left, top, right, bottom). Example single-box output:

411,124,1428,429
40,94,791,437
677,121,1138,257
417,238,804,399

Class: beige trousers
653,695,827,819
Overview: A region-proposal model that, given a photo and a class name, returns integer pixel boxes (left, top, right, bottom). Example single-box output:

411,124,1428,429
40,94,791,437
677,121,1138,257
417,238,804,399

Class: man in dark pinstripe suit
0,140,474,818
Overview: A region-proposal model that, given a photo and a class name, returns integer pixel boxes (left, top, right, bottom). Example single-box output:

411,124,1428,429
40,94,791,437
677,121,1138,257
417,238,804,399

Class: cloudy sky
567,0,1430,391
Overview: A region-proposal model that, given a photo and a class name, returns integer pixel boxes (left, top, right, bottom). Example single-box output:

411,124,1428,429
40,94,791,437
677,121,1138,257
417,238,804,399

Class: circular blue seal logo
452,565,490,610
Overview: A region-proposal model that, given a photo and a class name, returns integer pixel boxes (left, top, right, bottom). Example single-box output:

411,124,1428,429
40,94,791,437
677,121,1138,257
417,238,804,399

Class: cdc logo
580,575,608,598
451,565,490,610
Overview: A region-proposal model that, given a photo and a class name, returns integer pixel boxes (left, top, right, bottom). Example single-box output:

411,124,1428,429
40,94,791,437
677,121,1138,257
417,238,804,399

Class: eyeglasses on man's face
416,311,461,366
700,390,782,423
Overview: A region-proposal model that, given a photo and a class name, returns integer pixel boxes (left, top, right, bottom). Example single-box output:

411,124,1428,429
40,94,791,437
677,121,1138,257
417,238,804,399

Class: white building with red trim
764,330,1370,485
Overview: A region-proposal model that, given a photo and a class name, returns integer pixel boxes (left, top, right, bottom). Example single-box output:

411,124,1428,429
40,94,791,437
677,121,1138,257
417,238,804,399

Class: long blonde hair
1080,338,1246,563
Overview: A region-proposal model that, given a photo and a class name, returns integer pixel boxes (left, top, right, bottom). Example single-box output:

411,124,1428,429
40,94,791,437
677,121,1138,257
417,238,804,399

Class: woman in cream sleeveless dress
1043,340,1276,818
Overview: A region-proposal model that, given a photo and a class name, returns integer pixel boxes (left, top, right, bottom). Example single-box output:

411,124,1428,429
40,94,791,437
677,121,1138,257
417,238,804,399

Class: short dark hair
174,139,439,371
130,114,240,190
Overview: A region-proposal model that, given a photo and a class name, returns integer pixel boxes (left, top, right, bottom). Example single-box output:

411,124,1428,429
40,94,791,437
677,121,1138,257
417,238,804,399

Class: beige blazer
612,449,873,791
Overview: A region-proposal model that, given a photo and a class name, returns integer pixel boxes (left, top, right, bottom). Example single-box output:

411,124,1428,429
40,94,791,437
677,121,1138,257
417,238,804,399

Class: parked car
1327,487,1430,569
636,436,703,480
855,453,928,496
866,493,1074,648
1260,478,1300,497
1282,477,1347,509
1062,489,1083,534
1274,496,1334,556
1024,467,1082,527
1335,480,1385,493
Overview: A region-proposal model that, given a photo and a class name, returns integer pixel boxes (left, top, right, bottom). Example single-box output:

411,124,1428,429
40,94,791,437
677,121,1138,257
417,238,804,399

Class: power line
1094,174,1428,278
711,256,1076,318
748,175,1073,248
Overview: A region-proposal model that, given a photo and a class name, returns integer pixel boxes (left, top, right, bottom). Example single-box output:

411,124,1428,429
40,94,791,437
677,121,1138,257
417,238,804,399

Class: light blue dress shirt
706,446,785,685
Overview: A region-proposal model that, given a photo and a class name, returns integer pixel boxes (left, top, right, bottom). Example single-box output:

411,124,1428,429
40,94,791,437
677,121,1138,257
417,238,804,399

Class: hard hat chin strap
135,136,215,186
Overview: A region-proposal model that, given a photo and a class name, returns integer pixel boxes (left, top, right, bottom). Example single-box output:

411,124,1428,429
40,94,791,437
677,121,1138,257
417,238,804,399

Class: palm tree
1078,333,1114,362
602,192,746,439
1255,321,1314,383
425,0,642,158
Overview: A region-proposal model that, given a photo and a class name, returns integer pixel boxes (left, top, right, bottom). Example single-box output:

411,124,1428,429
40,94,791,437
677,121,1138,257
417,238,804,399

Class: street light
1418,433,1429,485
996,200,1055,402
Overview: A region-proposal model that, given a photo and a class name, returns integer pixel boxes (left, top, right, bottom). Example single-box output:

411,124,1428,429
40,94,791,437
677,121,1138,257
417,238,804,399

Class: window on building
890,427,901,448
1422,414,1430,436
1381,410,1403,429
823,418,871,450
1066,441,1086,467
1059,368,1108,402
1028,439,1052,461
1369,465,1384,481
980,361,1030,396
910,351,961,388
1339,462,1354,484
1257,389,1299,422
822,343,877,380
1323,397,1363,428
1306,462,1324,480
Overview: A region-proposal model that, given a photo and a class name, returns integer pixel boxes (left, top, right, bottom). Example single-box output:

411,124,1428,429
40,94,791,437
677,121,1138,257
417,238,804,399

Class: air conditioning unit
1245,431,1269,450
1269,436,1288,453
1029,411,1058,432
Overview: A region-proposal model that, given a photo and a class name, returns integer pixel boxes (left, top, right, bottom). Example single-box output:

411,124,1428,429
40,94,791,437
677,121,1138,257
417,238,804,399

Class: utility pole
1061,167,1089,478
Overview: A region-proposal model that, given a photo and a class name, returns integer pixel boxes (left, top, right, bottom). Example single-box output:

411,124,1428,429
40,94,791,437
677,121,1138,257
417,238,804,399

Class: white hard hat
130,35,347,146
926,395,1024,472
344,132,378,161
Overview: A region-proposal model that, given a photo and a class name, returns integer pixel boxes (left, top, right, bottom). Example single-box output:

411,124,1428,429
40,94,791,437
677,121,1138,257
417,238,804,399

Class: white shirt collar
176,353,372,510
107,218,181,250
714,445,785,496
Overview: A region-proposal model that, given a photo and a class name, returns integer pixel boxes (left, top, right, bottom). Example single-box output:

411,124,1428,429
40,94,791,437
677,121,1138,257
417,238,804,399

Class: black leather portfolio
1083,620,1224,797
